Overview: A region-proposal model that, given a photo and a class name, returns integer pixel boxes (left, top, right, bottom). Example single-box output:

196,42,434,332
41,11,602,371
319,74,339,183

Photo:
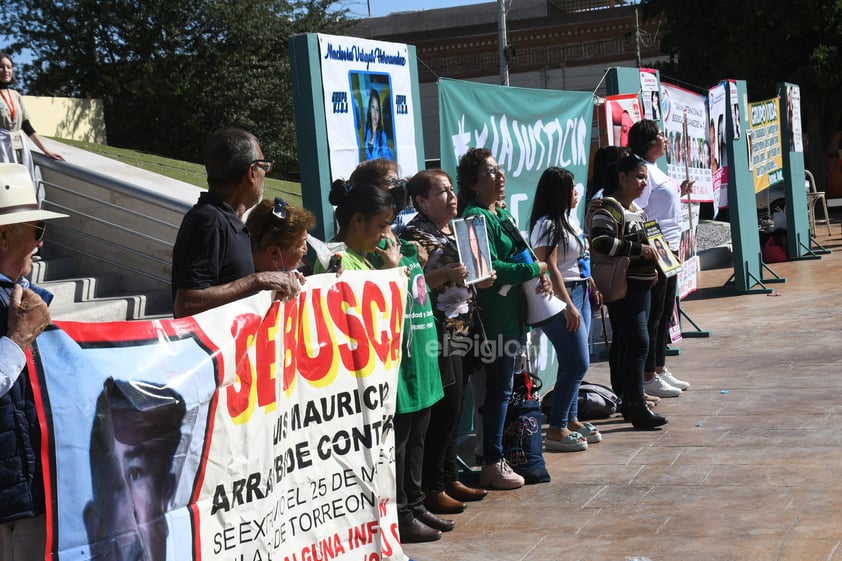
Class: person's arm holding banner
174,270,303,318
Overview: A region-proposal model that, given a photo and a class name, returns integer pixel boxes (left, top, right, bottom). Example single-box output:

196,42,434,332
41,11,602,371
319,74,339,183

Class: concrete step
32,258,174,322
39,273,123,307
50,297,132,322
30,257,77,284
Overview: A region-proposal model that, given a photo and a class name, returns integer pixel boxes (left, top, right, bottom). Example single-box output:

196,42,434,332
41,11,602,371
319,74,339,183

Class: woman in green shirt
456,148,549,490
324,169,451,543
314,182,401,272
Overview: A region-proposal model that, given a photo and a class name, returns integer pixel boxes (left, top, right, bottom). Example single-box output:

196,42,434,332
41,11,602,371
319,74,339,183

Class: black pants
646,270,678,373
422,351,468,493
606,278,652,401
395,407,431,523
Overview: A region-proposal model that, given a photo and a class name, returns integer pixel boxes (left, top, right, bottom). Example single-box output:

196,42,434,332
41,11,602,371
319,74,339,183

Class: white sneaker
659,368,690,390
479,458,524,490
643,375,681,397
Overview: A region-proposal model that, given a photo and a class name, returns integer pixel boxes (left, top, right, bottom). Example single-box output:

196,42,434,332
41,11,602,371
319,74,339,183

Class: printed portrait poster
318,33,419,182
645,220,681,278
675,201,701,299
660,82,713,203
639,68,661,122
707,80,739,210
452,215,493,285
658,82,707,299
785,85,804,153
602,94,642,147
668,300,683,344
33,270,409,561
748,97,784,193
731,86,743,141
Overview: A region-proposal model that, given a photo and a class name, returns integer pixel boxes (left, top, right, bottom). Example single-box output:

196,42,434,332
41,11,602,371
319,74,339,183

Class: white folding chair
805,169,832,237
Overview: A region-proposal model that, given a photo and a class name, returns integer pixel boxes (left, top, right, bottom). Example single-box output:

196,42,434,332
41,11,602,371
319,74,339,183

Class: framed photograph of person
452,215,493,285
645,220,681,277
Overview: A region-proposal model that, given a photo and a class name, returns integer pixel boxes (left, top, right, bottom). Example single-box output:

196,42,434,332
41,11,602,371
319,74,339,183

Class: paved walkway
404,222,842,561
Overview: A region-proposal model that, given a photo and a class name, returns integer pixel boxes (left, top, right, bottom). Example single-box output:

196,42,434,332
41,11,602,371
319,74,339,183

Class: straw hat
0,163,68,226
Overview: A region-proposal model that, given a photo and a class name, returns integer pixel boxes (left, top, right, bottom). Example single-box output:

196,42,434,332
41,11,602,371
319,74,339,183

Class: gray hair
204,128,260,190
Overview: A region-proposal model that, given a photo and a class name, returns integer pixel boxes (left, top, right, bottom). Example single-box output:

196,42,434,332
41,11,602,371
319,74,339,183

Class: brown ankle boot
445,480,487,502
424,490,466,514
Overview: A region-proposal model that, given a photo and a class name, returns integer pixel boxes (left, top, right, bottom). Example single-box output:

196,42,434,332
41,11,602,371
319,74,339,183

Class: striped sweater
589,197,657,282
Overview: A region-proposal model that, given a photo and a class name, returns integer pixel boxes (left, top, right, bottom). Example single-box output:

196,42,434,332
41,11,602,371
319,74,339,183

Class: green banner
438,78,594,384
438,78,594,228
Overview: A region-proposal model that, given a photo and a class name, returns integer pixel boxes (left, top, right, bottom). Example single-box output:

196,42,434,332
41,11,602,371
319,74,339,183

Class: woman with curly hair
456,147,550,489
246,197,316,273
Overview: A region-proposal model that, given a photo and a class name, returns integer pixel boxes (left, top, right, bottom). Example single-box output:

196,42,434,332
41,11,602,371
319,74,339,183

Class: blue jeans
606,278,651,401
541,280,592,430
481,334,525,464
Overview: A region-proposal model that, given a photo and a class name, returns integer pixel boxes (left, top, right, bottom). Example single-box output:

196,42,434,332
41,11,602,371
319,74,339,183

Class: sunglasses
485,165,502,178
384,177,406,190
273,196,289,220
251,159,274,173
21,221,47,242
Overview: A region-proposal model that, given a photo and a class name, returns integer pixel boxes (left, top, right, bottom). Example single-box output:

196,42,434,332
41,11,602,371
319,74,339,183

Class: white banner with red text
32,270,408,561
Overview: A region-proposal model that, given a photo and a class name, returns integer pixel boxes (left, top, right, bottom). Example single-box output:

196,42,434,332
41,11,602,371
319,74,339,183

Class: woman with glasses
246,197,316,273
456,147,550,489
400,169,491,515
363,88,392,161
628,119,693,400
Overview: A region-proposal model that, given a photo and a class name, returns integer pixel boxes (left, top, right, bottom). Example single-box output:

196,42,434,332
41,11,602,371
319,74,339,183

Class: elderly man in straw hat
0,163,67,560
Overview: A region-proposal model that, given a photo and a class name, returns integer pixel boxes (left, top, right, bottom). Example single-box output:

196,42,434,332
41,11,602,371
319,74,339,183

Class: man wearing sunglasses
0,163,68,560
171,128,303,318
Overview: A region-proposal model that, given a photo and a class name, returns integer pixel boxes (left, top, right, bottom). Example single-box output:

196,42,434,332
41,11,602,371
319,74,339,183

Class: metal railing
33,153,198,295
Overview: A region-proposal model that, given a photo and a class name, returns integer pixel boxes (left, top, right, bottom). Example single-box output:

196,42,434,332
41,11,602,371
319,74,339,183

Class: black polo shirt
171,191,255,301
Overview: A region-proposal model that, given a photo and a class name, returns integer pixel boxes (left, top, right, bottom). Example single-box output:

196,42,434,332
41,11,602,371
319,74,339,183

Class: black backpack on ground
540,381,622,421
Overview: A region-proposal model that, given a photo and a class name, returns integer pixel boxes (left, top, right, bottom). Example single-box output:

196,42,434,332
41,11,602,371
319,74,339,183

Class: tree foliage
1,0,351,176
641,0,842,182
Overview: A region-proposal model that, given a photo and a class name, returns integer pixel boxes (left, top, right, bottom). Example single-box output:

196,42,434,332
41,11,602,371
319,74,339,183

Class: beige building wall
22,96,107,144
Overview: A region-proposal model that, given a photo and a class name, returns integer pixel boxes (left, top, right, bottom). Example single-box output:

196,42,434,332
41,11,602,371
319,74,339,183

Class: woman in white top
0,52,64,177
628,119,692,397
529,167,603,452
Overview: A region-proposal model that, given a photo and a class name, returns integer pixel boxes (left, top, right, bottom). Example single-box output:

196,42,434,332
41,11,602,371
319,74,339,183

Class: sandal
545,432,588,452
573,422,602,444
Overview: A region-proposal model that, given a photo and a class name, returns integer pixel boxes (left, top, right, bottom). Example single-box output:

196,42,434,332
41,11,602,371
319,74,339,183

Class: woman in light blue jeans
529,167,603,452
